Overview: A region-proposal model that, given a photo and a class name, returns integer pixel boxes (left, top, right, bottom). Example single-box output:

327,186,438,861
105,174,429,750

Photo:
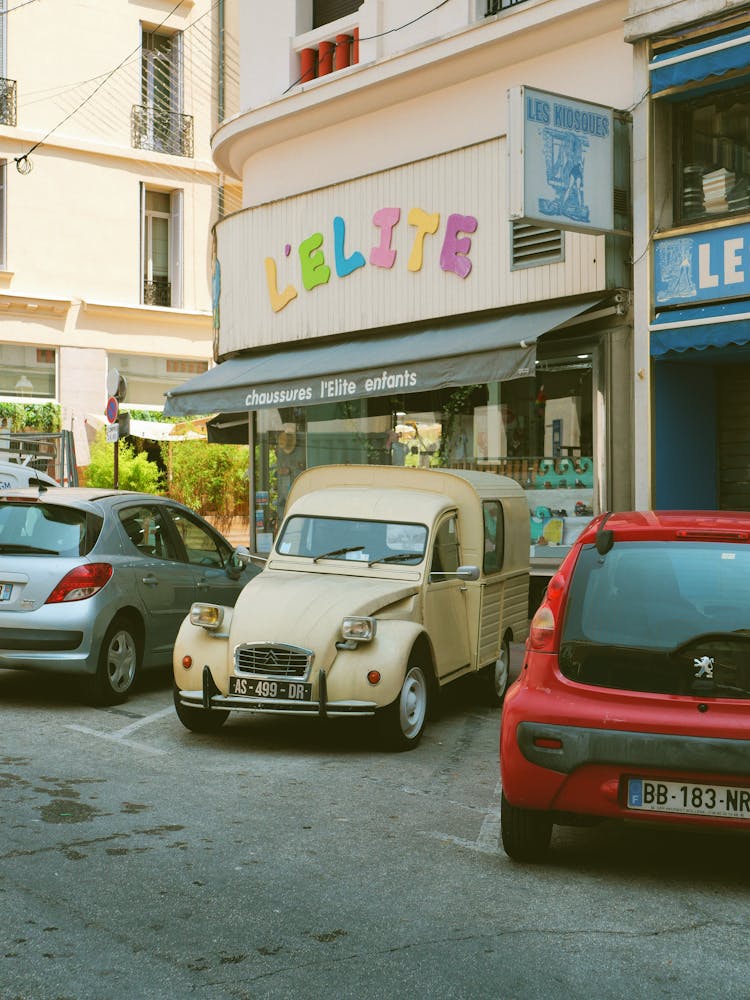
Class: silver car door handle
142,574,159,586
197,579,208,589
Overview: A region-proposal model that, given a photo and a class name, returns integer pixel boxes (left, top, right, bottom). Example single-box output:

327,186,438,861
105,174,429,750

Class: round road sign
106,396,119,424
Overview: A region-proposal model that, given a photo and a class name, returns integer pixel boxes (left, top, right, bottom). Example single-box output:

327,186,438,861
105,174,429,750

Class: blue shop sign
655,222,750,306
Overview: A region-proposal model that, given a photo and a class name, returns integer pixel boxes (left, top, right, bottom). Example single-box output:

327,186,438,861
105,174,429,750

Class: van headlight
341,616,376,642
190,603,224,630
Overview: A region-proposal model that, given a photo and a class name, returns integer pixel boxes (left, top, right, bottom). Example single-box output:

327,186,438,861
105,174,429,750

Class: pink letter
370,207,401,269
440,214,478,278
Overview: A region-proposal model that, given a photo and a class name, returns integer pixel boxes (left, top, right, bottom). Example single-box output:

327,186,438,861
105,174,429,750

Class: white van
174,465,530,750
0,462,59,490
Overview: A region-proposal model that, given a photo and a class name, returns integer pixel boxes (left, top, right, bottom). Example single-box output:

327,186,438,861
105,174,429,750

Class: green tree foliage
0,402,61,432
84,431,164,493
165,440,249,518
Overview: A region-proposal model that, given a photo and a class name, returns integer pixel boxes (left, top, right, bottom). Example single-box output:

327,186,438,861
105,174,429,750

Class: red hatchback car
500,510,750,861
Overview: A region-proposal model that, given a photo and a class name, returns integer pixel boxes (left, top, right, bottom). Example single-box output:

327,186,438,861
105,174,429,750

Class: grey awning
163,298,601,418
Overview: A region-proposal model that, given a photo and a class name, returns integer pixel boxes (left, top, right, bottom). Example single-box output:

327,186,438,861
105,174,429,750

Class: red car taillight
527,571,567,652
45,563,113,604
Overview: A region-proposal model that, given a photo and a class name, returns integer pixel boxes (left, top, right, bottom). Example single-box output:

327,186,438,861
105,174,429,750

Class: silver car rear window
0,501,102,557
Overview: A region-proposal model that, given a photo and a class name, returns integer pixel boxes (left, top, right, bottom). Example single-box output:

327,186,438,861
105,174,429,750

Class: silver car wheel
399,666,428,740
105,628,138,694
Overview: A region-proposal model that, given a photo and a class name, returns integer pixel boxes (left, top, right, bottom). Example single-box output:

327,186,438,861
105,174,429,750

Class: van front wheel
377,664,429,752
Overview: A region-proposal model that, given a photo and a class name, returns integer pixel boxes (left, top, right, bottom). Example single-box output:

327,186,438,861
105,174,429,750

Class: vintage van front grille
234,643,312,678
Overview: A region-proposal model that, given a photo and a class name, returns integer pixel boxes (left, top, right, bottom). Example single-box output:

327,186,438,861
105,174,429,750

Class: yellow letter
407,208,440,272
264,257,298,313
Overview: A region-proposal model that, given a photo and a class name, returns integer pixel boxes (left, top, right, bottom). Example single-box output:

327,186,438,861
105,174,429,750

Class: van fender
173,606,235,693
327,619,434,708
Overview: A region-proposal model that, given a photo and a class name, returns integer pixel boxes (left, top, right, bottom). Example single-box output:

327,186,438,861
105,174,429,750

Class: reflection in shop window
0,344,56,399
674,86,750,223
254,356,595,561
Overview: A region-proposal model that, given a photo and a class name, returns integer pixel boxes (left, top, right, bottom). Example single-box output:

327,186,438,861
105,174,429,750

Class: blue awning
650,27,750,95
651,301,750,357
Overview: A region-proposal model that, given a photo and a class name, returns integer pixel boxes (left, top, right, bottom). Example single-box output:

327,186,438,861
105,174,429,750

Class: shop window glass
0,344,55,399
254,352,596,568
107,353,207,409
675,87,750,223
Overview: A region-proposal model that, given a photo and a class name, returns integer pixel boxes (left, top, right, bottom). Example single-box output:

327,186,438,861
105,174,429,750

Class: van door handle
142,574,159,586
196,578,208,590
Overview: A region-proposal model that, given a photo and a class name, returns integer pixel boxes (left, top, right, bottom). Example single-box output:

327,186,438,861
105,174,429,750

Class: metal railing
143,278,171,307
131,105,194,158
0,78,17,127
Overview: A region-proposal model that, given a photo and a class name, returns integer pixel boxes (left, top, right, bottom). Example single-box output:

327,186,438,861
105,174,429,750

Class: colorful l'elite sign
264,207,479,313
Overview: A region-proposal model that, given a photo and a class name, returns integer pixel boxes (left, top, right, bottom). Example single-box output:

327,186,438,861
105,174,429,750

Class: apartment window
132,27,193,157
140,186,183,308
674,85,750,223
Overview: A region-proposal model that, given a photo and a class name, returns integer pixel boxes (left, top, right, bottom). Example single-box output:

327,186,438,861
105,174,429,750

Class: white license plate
0,583,12,601
628,778,750,819
228,676,311,701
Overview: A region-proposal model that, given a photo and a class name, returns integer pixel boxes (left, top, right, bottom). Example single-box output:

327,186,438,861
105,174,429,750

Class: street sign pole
105,392,120,489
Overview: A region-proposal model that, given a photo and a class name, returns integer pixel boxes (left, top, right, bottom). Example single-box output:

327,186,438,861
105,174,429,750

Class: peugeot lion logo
693,655,714,679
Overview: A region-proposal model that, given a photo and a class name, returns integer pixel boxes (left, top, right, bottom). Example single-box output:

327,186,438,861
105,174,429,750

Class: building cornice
0,292,71,317
212,0,627,178
82,299,212,326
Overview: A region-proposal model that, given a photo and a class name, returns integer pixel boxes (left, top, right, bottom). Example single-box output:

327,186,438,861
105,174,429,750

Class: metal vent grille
234,643,312,678
511,221,564,269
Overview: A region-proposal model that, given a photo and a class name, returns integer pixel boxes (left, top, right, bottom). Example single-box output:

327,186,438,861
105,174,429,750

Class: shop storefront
166,136,632,604
648,16,750,510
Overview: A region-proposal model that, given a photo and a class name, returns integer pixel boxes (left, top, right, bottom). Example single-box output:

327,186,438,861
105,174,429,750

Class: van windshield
560,541,750,698
276,515,427,566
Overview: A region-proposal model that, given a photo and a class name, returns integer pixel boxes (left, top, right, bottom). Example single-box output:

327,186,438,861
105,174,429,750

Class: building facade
166,0,636,600
627,0,750,511
0,0,239,464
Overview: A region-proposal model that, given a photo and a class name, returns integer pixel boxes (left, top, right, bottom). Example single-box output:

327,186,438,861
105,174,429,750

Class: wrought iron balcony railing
143,278,171,307
131,105,194,158
0,78,17,127
485,0,530,13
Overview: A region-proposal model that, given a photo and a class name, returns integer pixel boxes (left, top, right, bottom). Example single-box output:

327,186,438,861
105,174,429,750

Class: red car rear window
559,541,750,699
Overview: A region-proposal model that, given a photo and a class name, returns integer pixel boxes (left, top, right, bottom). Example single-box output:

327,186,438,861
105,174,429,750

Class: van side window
483,501,504,574
431,515,460,579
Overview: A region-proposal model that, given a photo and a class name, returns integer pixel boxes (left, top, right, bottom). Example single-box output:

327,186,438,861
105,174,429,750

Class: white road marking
425,781,502,854
66,706,174,755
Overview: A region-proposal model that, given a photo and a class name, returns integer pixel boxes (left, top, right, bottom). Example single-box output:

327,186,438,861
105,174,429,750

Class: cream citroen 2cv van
173,465,529,750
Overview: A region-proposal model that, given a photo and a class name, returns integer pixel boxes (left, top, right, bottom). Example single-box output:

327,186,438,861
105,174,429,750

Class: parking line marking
65,707,174,755
425,782,502,855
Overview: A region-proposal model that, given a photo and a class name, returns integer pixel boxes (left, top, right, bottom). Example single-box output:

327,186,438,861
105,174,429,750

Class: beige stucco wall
0,0,239,438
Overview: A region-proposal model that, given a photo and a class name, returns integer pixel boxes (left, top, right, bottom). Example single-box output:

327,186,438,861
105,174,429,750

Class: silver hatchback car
0,487,259,703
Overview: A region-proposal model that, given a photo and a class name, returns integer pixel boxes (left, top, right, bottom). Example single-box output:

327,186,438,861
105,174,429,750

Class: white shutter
139,182,146,303
0,1,7,80
170,189,183,308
